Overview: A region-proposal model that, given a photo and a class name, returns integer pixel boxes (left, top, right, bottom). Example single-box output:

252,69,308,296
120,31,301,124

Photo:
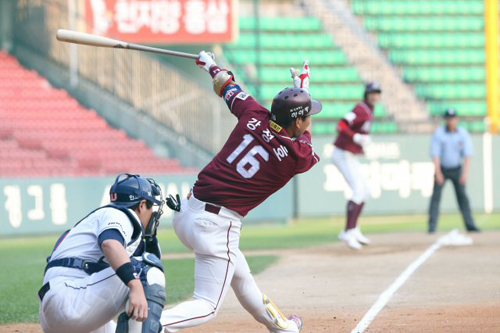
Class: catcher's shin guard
116,253,166,333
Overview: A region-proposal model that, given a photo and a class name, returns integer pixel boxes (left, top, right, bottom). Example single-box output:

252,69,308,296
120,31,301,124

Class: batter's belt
187,192,242,220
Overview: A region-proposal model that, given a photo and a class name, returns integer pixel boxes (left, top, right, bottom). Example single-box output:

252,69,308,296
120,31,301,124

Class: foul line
351,230,455,333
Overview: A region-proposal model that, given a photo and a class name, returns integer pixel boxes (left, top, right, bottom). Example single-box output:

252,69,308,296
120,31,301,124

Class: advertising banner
85,0,238,44
297,135,494,217
0,174,292,236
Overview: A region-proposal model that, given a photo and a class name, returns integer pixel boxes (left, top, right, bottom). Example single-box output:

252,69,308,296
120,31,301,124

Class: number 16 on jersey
226,134,269,179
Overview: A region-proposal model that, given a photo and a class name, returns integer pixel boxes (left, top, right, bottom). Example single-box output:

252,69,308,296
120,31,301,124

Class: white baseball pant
331,147,370,204
161,194,300,333
39,267,126,333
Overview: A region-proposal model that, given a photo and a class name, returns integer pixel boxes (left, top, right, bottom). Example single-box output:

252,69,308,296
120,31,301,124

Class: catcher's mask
109,173,165,237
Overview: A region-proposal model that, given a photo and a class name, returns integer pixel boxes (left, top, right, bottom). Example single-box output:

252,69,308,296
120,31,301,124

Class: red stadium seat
0,51,194,177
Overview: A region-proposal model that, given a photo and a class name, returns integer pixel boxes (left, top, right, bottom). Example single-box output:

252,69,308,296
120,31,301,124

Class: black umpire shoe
466,226,481,232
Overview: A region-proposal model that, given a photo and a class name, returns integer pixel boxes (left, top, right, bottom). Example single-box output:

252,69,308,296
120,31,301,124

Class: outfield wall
297,134,500,217
0,175,293,237
0,134,498,236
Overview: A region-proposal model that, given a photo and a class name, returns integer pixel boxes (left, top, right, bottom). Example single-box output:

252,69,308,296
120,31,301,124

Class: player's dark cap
270,87,322,126
109,173,163,208
443,108,458,118
365,82,382,94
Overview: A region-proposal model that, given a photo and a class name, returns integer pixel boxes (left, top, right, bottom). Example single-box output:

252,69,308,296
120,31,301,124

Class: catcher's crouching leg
116,253,167,333
251,294,303,333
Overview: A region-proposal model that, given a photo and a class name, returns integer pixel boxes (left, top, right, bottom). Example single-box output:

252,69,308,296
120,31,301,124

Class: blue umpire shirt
430,125,474,169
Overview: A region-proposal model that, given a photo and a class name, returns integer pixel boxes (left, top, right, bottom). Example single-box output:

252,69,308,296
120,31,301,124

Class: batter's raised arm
196,51,236,97
196,51,259,117
290,60,310,90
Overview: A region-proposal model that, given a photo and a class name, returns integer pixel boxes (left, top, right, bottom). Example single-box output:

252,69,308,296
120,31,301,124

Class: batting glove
166,194,181,212
196,51,216,72
353,133,372,147
290,60,310,90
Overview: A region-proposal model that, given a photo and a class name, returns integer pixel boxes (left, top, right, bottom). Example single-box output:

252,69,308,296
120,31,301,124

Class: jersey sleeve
430,129,441,158
98,208,134,246
343,106,368,127
462,129,474,157
294,131,320,174
222,84,269,119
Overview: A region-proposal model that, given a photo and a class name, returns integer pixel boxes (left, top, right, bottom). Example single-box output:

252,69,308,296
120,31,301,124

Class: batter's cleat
287,314,303,332
353,227,371,245
338,229,363,250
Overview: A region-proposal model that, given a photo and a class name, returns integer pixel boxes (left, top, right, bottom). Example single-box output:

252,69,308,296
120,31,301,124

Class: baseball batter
331,82,382,250
39,174,167,333
160,53,322,332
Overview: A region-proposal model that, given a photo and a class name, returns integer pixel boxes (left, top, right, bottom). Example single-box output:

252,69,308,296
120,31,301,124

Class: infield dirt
4,230,500,332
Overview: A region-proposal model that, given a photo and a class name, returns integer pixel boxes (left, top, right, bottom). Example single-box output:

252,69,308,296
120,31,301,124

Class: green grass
1,213,498,324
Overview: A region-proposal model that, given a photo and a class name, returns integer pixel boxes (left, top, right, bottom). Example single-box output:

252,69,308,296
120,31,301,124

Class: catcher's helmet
109,173,163,208
270,87,322,126
364,82,382,94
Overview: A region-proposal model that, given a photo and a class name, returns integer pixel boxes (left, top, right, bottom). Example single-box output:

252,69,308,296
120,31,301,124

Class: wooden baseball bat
56,29,199,60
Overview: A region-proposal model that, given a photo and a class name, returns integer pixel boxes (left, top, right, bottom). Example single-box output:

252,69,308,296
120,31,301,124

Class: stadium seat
353,1,484,15
363,17,484,32
352,0,487,129
224,14,399,134
378,33,485,49
403,67,485,83
239,17,323,31
0,51,193,177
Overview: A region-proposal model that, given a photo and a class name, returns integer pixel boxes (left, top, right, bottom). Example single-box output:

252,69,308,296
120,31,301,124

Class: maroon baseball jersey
334,101,374,154
193,88,320,216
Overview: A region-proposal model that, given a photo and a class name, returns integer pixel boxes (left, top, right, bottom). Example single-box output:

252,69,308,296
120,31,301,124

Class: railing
13,0,235,154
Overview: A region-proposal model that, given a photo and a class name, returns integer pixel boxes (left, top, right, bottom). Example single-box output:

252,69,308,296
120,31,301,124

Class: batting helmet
364,82,382,95
270,87,322,126
109,173,163,208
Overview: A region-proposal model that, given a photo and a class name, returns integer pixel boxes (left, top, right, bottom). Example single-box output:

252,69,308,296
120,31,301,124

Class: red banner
85,0,238,44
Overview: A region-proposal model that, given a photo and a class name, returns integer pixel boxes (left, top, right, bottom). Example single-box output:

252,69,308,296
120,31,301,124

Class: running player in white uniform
39,174,166,333
331,82,382,250
160,54,321,332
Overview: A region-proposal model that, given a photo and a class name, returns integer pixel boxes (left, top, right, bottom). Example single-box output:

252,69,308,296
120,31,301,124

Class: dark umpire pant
428,166,477,232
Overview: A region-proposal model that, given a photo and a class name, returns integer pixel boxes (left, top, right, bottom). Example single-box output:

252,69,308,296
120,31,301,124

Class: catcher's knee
116,253,166,333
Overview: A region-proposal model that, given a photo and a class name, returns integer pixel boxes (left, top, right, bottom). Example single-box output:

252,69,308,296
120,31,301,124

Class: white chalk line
351,230,457,333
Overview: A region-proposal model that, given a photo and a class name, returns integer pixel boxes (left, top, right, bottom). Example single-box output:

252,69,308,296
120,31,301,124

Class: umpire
428,108,480,233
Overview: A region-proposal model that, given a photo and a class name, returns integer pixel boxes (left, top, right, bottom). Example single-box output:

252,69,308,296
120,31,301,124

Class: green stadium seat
258,67,360,83
364,17,484,32
227,34,335,49
459,121,487,133
239,17,323,32
312,122,337,135
429,102,487,117
312,121,398,135
225,50,348,65
378,33,485,49
316,102,388,119
404,67,486,82
353,1,484,16
390,50,485,65
372,122,399,134
259,84,364,101
352,0,487,132
416,84,486,99
226,14,399,134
